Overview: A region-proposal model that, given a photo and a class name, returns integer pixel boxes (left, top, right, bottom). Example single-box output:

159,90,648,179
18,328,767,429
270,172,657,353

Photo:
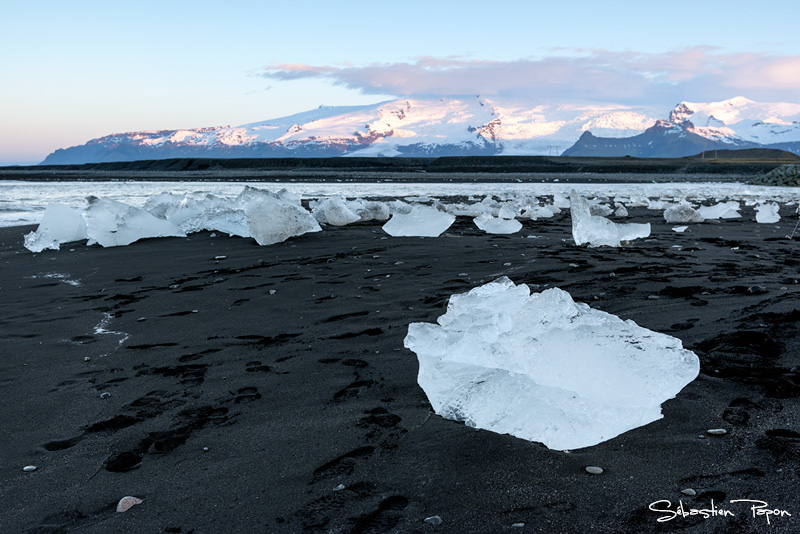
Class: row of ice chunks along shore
23,186,788,252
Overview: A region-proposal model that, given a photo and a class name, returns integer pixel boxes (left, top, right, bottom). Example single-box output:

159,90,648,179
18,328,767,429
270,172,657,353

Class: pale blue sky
2,0,798,164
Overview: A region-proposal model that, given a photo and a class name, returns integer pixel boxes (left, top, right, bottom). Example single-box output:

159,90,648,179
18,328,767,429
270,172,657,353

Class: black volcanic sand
2,206,800,534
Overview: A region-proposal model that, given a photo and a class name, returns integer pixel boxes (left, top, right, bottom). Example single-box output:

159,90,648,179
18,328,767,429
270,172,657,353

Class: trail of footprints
289,355,409,533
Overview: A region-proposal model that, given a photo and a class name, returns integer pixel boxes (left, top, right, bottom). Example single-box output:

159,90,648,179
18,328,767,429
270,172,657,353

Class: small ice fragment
84,357,91,362
755,203,780,224
382,205,455,237
664,202,704,223
614,205,628,217
570,191,650,247
682,488,697,496
333,484,345,491
511,523,525,528
473,213,522,235
24,203,88,252
23,465,37,472
672,226,688,233
707,428,727,435
269,290,277,295
697,201,740,220
312,196,361,226
100,392,111,399
215,256,227,260
585,466,604,475
424,515,443,525
243,187,321,246
84,197,185,247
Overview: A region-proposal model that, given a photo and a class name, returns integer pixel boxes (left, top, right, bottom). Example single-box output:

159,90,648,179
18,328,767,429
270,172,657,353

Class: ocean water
1,180,797,228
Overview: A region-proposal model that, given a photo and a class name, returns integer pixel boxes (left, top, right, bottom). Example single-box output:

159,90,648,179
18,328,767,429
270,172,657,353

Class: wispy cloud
259,48,800,104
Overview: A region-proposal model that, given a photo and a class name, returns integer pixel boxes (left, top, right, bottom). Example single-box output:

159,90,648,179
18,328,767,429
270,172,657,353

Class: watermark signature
649,499,792,525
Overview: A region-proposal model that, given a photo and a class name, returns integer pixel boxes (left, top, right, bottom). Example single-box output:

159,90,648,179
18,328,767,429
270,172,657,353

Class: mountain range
41,96,800,164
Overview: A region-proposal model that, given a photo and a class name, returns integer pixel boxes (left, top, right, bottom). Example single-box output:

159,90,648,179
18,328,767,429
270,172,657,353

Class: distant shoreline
0,153,795,183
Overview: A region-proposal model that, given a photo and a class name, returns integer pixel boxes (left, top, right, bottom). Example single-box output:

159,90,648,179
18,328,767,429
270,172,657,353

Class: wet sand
1,205,799,533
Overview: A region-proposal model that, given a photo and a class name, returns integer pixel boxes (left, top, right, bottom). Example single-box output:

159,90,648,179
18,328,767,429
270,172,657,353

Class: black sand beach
2,205,800,533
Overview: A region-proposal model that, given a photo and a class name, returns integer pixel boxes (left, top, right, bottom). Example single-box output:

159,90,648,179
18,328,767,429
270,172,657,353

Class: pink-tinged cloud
260,48,800,104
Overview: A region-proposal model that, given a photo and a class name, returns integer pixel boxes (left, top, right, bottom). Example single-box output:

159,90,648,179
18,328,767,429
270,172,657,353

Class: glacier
404,278,700,451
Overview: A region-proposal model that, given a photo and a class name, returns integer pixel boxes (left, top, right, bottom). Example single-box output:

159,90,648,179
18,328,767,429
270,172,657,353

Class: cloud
260,48,800,104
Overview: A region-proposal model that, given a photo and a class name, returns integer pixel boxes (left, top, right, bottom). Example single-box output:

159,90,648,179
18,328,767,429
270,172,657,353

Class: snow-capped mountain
564,97,800,157
40,96,800,164
40,97,660,164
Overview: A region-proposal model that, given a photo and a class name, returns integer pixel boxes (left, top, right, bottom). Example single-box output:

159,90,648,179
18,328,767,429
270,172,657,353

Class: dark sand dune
1,206,799,533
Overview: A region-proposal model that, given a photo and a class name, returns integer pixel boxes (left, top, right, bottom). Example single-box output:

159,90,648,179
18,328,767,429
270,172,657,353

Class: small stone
23,465,37,472
424,515,443,525
116,496,143,513
707,428,727,436
585,466,604,475
681,488,697,496
100,392,111,399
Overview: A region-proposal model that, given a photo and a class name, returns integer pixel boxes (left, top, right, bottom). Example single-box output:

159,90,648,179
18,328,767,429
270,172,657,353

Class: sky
1,0,799,164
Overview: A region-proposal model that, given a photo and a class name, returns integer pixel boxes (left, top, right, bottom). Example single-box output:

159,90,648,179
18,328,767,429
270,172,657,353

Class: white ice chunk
404,278,700,451
570,191,650,247
312,196,362,226
672,226,689,233
755,203,781,224
382,205,455,237
347,199,391,222
614,205,629,218
663,202,704,223
84,197,185,247
697,201,741,220
474,213,522,234
24,203,88,252
243,188,321,246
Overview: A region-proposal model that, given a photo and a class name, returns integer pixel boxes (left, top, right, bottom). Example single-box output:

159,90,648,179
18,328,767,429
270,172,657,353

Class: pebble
100,392,111,399
681,488,697,496
707,428,727,436
23,465,37,472
424,515,443,525
585,466,604,475
116,496,143,513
